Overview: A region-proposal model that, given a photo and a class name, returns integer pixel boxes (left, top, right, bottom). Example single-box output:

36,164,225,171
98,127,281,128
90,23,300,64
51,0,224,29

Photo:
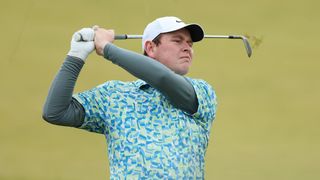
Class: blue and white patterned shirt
73,77,217,179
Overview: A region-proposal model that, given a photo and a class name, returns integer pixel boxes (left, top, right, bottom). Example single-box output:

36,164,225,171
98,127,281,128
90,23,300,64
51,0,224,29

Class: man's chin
175,68,189,75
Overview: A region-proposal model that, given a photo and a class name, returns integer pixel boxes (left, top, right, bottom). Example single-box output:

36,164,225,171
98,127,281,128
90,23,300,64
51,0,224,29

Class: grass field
1,0,320,179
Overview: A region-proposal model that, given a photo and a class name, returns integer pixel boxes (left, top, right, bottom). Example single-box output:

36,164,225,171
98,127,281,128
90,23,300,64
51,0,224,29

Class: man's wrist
66,55,86,63
67,53,86,62
103,43,112,59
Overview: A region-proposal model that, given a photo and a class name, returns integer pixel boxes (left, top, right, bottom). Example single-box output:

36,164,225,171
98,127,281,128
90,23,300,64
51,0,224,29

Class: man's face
148,28,194,75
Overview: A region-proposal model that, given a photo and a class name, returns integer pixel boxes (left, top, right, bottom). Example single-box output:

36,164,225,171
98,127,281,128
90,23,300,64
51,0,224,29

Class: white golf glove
67,28,95,61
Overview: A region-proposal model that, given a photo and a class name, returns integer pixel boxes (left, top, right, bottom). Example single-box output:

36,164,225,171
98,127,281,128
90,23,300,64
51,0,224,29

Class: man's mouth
180,56,191,60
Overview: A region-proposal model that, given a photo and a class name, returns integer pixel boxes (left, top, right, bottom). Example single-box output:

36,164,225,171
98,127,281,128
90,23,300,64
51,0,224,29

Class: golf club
115,34,252,58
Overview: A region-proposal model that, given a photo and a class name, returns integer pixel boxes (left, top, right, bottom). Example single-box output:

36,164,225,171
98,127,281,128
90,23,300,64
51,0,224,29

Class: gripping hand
67,28,95,61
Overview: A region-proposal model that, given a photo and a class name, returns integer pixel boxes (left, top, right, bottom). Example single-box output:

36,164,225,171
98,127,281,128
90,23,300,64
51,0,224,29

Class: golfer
43,16,217,179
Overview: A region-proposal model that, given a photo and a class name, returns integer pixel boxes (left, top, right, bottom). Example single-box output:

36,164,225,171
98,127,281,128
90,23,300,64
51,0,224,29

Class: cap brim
185,24,204,42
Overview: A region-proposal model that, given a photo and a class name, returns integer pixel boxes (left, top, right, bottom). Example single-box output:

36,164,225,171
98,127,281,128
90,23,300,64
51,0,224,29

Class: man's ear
144,41,156,58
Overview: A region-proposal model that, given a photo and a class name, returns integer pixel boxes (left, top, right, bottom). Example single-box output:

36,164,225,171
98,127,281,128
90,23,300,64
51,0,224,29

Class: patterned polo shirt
73,77,217,179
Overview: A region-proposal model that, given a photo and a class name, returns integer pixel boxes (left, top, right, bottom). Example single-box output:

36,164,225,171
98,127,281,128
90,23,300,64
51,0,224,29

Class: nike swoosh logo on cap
176,20,183,23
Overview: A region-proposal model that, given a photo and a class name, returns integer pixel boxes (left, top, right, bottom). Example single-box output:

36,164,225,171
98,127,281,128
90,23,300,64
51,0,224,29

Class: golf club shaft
115,35,242,39
115,34,252,57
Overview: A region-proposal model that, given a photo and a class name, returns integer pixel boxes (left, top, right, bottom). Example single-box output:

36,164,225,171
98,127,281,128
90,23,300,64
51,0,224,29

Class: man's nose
182,42,192,52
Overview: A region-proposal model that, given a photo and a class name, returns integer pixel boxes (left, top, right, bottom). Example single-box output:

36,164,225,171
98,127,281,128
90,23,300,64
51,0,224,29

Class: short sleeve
73,82,111,134
186,78,217,133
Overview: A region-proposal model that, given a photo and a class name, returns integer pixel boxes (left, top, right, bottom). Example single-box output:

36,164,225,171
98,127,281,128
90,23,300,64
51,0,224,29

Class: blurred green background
1,0,319,179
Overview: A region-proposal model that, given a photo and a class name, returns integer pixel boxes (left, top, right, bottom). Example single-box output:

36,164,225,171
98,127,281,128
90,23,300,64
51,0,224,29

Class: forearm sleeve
42,56,85,127
104,44,198,113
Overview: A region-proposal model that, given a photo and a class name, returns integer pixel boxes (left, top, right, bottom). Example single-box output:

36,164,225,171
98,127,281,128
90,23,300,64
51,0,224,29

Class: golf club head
227,35,252,57
241,36,252,57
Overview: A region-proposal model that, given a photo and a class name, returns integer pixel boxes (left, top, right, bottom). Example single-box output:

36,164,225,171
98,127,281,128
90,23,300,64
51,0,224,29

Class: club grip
115,35,128,40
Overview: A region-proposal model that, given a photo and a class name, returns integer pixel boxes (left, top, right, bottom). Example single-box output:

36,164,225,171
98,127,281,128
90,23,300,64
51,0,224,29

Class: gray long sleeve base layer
42,56,85,127
43,44,198,127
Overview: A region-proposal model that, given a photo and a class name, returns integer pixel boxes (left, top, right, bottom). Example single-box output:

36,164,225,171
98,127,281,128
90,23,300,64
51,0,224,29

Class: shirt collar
134,79,151,90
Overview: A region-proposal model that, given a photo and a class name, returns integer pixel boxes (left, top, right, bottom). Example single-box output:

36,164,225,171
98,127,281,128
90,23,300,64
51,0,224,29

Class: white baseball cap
142,16,204,50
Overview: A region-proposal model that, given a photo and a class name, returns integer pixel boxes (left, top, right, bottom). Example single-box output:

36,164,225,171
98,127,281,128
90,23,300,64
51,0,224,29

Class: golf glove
67,28,95,61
